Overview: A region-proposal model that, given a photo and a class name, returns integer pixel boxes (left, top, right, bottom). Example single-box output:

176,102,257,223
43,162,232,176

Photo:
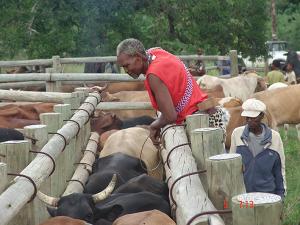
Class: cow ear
46,206,57,217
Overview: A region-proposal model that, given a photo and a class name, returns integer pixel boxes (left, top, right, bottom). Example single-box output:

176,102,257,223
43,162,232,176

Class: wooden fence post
162,125,224,225
0,163,8,193
46,57,62,92
0,141,33,225
206,154,246,225
185,113,209,141
53,104,75,181
229,50,239,77
23,125,49,225
40,112,64,197
190,127,224,191
232,193,283,225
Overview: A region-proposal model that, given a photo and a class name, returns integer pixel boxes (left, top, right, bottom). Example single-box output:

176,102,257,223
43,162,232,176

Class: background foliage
0,0,299,59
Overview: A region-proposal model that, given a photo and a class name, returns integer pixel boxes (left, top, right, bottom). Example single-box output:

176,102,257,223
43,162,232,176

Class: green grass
62,64,85,73
279,126,300,225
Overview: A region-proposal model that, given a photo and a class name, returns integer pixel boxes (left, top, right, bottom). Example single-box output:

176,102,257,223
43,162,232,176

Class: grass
279,126,300,225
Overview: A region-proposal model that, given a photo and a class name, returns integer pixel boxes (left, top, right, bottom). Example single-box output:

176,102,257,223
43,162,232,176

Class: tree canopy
0,0,298,60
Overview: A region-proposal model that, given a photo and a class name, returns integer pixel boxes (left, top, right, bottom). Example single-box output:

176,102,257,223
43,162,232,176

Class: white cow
197,73,267,101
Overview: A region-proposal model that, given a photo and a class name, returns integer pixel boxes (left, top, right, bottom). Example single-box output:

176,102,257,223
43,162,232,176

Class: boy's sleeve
273,155,285,199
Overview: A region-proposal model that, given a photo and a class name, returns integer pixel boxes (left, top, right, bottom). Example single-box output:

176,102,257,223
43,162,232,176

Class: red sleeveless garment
144,48,207,124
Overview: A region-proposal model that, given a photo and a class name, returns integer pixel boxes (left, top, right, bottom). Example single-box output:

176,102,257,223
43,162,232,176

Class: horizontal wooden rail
0,89,72,103
97,102,152,110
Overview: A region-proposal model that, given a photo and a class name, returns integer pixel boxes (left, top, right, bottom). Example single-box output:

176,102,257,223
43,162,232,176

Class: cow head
38,175,116,223
91,112,123,135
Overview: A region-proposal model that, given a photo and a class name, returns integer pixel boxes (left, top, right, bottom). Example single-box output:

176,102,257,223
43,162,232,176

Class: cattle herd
0,68,299,225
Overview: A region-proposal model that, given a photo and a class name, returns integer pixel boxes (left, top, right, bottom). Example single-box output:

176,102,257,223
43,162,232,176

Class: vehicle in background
266,40,288,65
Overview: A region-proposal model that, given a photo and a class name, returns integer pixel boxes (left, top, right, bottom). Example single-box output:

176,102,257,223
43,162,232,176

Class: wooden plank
0,59,52,67
162,125,224,225
0,92,100,225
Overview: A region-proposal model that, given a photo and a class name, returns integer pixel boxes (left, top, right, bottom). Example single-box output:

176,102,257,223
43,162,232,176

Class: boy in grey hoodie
230,98,286,198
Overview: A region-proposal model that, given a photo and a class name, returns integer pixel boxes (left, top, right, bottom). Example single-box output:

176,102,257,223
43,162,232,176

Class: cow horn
37,191,59,207
92,174,117,203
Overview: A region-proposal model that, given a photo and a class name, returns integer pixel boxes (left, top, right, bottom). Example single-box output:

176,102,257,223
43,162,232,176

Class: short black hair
272,59,281,68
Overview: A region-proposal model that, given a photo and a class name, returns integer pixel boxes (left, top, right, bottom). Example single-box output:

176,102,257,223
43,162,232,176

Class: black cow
121,115,155,129
85,153,147,194
114,174,169,201
94,192,170,222
0,128,24,142
45,192,170,224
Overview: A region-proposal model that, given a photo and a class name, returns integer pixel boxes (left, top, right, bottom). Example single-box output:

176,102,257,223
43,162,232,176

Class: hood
241,123,272,147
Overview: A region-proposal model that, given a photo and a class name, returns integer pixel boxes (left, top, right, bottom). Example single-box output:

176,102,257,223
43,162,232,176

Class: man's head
241,98,266,128
116,38,147,78
272,59,281,70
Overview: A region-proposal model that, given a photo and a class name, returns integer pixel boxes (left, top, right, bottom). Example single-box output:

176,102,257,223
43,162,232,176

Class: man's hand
149,125,161,146
90,84,108,93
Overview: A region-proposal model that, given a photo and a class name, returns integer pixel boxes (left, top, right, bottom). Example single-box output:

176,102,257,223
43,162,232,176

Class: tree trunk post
206,153,246,225
0,163,7,193
190,127,225,191
232,192,283,225
0,141,33,225
162,125,224,225
229,50,239,77
185,113,209,141
23,124,49,225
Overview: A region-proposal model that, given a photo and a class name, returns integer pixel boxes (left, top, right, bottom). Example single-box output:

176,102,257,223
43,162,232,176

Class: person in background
284,63,297,85
188,48,206,76
266,59,285,85
230,98,286,199
116,38,208,145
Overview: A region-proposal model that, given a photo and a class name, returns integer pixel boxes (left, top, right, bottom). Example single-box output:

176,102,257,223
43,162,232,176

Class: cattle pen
0,53,284,225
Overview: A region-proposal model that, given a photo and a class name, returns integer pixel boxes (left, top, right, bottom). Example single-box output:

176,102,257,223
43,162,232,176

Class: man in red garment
116,38,208,145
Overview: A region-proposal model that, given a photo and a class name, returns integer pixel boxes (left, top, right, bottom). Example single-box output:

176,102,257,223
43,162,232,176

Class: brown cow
0,103,55,128
90,111,123,136
224,85,300,149
39,216,91,225
100,127,163,180
112,210,176,225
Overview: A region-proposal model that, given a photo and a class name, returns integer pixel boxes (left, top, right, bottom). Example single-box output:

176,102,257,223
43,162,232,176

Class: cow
0,128,24,142
38,180,170,224
85,153,147,194
121,115,155,129
196,73,267,101
38,216,91,225
268,82,288,90
224,84,300,149
112,210,176,225
38,175,116,224
91,112,123,136
92,192,170,222
100,127,164,180
113,174,169,201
